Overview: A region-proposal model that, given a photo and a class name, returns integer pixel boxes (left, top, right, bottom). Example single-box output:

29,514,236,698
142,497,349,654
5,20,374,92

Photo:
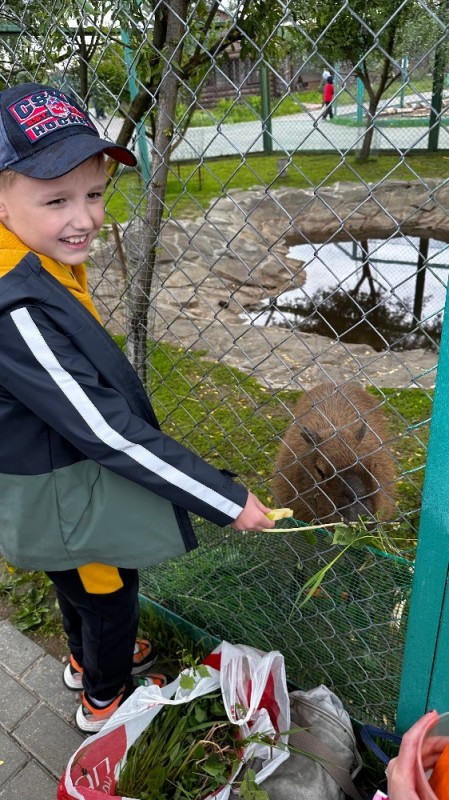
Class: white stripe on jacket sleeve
10,307,243,519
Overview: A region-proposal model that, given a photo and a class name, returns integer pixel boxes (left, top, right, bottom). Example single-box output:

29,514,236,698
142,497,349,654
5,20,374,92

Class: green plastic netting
140,518,413,729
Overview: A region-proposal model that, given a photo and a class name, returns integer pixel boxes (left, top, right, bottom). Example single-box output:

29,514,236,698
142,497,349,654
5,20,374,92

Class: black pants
47,567,140,700
323,101,333,119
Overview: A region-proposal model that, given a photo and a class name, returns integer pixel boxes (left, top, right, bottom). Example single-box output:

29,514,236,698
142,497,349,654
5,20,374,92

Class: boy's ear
0,197,9,222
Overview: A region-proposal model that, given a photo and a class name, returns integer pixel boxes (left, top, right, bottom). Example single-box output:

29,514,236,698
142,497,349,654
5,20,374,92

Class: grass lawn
106,151,448,223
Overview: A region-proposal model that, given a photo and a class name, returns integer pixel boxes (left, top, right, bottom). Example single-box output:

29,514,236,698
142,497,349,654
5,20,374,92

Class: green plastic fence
140,518,413,729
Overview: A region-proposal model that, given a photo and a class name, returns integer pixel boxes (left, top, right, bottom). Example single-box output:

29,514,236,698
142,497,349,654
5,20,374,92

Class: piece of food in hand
266,508,294,521
429,741,449,799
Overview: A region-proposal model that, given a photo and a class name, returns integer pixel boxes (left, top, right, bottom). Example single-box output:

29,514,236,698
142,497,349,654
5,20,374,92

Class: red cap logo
45,96,72,118
7,89,94,143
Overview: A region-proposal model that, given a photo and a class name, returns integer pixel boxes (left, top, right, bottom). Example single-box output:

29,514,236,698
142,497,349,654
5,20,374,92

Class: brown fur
273,381,397,523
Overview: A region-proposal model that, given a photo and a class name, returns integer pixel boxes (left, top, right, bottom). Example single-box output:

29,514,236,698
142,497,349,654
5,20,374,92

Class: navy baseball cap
0,82,137,179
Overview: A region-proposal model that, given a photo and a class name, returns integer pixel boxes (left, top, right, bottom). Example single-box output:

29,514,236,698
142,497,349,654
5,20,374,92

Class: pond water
244,237,449,350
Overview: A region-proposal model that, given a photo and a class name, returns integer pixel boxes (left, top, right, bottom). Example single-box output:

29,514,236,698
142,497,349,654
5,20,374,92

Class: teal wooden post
356,77,364,125
400,55,408,109
333,63,340,118
120,27,152,184
260,62,273,154
397,283,449,733
428,0,448,152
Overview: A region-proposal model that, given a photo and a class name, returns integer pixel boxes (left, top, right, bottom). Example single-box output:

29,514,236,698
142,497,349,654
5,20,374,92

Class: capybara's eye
315,466,325,480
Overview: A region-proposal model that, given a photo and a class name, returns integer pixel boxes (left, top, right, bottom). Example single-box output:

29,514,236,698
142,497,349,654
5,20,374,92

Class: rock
88,181,442,390
285,179,449,246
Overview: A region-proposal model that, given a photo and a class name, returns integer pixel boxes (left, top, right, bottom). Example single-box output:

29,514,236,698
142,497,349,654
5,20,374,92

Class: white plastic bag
57,640,290,800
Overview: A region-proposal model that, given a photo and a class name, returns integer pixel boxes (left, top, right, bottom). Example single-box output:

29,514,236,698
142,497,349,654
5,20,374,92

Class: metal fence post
396,282,449,733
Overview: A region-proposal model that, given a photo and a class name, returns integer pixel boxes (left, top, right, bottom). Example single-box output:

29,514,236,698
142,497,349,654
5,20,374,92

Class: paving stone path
0,620,83,799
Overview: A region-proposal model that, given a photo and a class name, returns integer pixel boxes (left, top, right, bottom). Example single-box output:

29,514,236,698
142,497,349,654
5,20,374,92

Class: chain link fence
1,0,448,727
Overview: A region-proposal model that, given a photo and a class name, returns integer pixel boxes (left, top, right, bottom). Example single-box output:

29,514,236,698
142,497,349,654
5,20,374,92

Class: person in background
321,67,331,86
322,75,334,120
94,99,106,119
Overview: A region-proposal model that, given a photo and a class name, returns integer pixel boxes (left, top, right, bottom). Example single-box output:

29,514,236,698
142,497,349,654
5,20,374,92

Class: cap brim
10,133,137,179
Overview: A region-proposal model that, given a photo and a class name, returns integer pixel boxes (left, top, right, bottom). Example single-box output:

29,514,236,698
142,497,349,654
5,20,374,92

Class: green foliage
0,0,121,97
93,43,130,107
371,387,432,519
0,562,62,633
239,770,271,800
137,601,214,678
299,0,413,68
115,685,270,800
235,0,293,62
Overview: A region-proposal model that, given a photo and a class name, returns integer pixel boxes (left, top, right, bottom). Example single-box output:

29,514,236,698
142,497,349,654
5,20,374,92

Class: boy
0,82,275,734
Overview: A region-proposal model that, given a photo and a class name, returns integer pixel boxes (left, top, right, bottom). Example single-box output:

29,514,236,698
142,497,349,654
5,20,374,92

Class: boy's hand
231,492,275,531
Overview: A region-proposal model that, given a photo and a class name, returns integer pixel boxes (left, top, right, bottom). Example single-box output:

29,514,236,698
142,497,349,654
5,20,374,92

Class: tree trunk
357,18,400,163
114,89,154,150
124,0,189,384
358,98,378,162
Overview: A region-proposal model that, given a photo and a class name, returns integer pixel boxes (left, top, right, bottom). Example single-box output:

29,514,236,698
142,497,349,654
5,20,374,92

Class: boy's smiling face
0,156,106,264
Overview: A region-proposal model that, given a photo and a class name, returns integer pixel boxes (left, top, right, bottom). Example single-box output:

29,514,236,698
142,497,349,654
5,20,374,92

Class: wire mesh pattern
0,0,447,726
140,519,413,728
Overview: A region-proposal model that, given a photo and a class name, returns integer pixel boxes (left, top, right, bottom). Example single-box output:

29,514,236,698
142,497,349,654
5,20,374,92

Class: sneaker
75,673,168,734
63,654,84,691
63,638,159,691
131,638,159,674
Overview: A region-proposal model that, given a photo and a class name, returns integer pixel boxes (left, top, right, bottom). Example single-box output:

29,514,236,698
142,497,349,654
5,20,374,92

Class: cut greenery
115,655,274,800
115,687,254,799
260,516,414,613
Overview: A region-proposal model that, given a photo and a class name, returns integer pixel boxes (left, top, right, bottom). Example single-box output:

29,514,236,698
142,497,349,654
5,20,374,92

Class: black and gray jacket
0,253,247,570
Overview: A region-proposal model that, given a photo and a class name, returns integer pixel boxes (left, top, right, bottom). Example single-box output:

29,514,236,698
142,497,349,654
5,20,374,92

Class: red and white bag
57,641,291,800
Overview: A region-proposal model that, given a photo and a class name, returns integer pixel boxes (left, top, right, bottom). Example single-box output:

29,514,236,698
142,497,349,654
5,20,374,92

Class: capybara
273,381,396,523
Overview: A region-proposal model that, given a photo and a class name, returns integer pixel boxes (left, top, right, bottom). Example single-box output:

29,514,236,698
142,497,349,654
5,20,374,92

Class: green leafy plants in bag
115,685,269,799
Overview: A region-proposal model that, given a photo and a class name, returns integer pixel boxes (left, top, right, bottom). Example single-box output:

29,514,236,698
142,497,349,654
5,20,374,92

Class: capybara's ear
300,426,322,446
